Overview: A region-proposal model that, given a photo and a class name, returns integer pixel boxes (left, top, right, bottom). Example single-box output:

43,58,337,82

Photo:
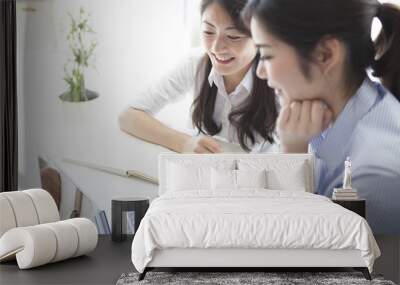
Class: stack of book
332,188,358,200
121,211,136,235
94,210,111,235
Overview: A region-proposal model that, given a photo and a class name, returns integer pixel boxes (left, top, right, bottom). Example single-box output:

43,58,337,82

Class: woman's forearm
118,108,190,153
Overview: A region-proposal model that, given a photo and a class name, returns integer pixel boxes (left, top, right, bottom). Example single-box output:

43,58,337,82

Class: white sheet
131,190,380,273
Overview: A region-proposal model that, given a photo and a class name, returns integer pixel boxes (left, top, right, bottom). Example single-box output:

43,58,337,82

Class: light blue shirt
310,77,400,234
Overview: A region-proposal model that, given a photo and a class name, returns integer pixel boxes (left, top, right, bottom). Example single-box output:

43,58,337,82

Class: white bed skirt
148,248,366,268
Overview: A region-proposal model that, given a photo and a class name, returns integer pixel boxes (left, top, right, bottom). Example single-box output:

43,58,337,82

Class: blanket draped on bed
131,190,380,273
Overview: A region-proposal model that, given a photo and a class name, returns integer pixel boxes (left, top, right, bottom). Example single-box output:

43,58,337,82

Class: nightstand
332,199,366,218
111,197,149,242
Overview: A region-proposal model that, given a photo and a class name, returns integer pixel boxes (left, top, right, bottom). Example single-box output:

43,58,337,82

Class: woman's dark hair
242,0,400,101
191,0,278,152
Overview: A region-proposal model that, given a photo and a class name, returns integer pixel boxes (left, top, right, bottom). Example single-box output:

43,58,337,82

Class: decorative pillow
236,169,267,189
238,159,310,192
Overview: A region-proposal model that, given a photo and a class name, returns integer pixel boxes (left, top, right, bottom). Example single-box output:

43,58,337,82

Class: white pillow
266,166,307,191
211,169,268,190
165,158,236,192
211,168,236,190
167,162,211,191
238,159,310,192
236,169,267,189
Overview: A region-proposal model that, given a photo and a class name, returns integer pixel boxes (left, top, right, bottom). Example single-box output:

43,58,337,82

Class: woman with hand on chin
243,0,400,233
119,0,277,154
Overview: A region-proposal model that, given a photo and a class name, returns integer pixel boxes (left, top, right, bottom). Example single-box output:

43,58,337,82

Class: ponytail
372,3,400,101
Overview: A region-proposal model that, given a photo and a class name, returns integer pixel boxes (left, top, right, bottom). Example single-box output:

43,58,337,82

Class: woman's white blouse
129,48,275,153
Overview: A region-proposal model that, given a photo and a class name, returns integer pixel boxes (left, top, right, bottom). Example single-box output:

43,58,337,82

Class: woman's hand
182,136,223,153
277,100,333,153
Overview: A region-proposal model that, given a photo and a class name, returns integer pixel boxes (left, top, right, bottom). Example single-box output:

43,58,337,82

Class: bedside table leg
112,201,123,242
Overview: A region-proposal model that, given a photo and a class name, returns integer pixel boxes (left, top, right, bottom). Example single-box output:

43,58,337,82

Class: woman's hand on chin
277,100,333,153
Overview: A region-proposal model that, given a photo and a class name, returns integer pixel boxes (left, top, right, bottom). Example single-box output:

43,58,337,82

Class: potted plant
60,7,98,102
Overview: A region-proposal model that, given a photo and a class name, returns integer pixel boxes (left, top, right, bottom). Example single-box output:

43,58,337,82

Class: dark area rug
116,271,396,285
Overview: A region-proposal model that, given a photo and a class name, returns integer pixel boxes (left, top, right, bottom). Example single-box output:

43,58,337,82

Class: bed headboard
158,153,315,195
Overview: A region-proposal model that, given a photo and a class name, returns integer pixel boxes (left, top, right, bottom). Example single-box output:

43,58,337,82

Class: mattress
131,190,380,273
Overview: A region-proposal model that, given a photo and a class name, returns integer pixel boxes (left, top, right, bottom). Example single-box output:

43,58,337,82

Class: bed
131,153,380,281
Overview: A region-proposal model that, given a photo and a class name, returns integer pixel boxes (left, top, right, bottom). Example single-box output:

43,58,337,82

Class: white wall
17,0,201,211
18,0,400,202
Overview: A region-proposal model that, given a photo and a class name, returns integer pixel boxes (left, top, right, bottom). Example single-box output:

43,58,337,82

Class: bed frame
137,154,372,281
138,248,371,280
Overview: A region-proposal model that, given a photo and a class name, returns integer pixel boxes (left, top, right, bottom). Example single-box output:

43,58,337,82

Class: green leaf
64,6,97,97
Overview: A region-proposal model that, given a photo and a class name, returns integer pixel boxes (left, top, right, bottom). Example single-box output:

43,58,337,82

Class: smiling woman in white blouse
119,0,278,153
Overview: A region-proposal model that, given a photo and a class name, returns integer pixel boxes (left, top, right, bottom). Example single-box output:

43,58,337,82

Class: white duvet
131,190,380,273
